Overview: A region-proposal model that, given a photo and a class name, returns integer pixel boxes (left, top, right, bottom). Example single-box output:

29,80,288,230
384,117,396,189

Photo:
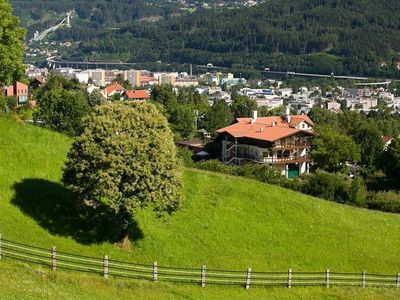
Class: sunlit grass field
1,118,400,299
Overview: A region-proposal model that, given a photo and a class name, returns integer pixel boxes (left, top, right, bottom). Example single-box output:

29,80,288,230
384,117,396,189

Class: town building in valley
4,81,29,104
216,108,314,178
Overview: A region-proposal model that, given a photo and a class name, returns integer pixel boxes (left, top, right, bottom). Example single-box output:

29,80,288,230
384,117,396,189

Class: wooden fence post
0,233,2,260
288,269,292,288
51,246,56,270
201,265,206,287
153,262,158,281
326,269,330,288
245,268,252,289
362,271,366,288
397,273,400,288
103,255,109,278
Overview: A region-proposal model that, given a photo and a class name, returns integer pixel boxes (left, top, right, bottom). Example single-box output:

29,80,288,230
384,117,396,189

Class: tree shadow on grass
11,179,143,245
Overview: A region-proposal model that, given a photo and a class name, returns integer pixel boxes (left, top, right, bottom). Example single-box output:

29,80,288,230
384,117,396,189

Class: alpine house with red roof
216,107,315,178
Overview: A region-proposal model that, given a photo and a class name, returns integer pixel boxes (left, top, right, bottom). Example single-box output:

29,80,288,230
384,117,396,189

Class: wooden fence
0,234,399,289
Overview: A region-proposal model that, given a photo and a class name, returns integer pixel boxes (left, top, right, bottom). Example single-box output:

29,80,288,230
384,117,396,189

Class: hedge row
177,150,400,214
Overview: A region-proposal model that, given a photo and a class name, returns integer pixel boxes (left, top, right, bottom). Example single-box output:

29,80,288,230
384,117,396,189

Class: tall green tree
230,94,257,118
167,103,196,140
62,102,182,244
311,125,361,172
381,138,400,187
151,84,176,106
37,88,91,136
0,0,25,85
35,75,92,135
352,124,383,170
205,99,234,135
308,108,339,129
88,89,107,107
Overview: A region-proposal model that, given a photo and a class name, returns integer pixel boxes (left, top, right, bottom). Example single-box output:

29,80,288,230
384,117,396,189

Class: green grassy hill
1,118,400,299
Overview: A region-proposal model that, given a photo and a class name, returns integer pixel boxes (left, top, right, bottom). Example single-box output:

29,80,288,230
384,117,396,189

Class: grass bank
0,118,399,298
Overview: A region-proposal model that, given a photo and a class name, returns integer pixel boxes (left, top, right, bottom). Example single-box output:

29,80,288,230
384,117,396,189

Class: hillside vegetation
102,0,400,77
12,0,400,77
1,118,400,299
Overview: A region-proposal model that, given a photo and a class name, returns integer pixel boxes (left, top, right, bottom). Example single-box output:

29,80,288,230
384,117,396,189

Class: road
47,59,137,69
262,70,400,83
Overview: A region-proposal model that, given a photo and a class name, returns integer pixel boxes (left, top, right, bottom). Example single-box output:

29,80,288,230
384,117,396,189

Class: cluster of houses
18,66,400,179
241,84,400,115
51,68,199,88
5,66,399,180
26,65,400,114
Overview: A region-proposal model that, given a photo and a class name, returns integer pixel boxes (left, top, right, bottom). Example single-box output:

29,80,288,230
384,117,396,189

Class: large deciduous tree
381,138,400,187
151,84,176,106
36,87,91,136
62,102,182,245
88,89,107,107
311,125,360,172
35,74,91,135
0,0,25,85
230,94,257,118
167,103,196,139
352,124,383,171
205,99,234,135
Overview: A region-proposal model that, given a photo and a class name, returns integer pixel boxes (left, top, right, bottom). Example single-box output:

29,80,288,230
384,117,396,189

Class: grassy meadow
0,118,400,299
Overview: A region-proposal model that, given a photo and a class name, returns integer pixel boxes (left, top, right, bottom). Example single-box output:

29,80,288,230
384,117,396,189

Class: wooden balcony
265,155,312,165
226,154,312,165
272,143,311,150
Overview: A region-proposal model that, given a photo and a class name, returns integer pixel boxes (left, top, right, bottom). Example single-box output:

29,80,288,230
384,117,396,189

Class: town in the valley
3,62,393,178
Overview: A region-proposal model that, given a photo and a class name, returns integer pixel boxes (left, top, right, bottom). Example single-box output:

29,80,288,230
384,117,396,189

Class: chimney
251,110,258,124
285,105,291,123
189,64,193,77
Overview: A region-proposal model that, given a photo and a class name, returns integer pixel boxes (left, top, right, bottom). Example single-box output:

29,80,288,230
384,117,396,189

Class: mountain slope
11,0,400,77
81,0,400,77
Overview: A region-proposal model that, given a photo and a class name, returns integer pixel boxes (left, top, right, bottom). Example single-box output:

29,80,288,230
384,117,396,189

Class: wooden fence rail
0,235,399,289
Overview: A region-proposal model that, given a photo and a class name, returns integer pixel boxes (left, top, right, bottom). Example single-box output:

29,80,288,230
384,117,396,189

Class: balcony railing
272,142,311,150
225,155,311,165
262,155,312,164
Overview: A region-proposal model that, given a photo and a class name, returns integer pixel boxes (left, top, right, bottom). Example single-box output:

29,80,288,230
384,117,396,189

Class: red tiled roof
217,115,314,142
104,83,125,95
124,90,149,99
289,115,314,127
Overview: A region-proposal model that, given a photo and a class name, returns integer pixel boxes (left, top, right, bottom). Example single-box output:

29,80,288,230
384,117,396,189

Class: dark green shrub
195,160,239,176
348,177,368,207
367,191,400,213
302,171,351,203
176,147,194,168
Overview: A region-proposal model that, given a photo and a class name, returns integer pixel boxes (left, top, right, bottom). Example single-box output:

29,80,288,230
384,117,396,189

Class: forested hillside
10,0,178,39
82,0,400,77
11,0,400,77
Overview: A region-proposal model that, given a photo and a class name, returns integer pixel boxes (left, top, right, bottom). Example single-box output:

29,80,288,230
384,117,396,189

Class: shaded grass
11,178,144,244
1,118,400,298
